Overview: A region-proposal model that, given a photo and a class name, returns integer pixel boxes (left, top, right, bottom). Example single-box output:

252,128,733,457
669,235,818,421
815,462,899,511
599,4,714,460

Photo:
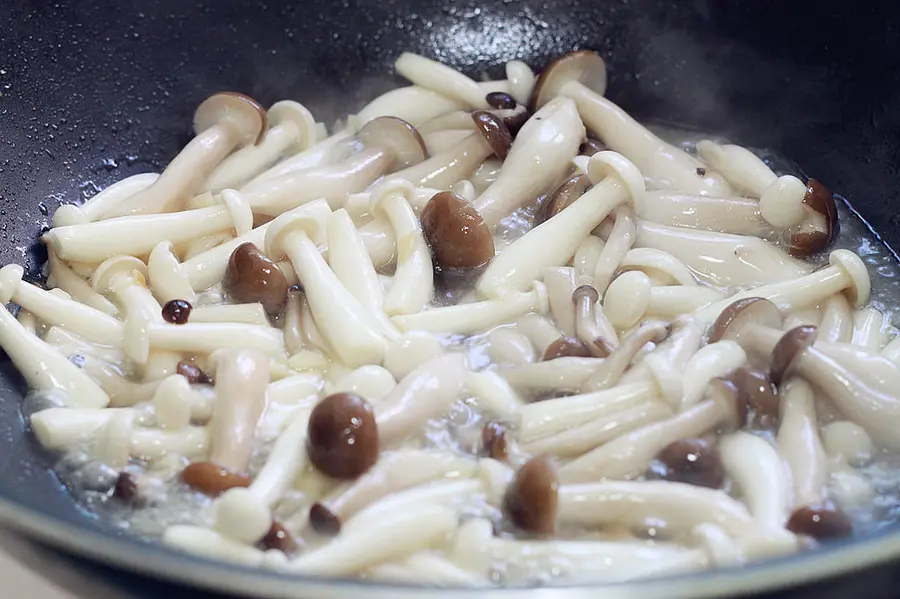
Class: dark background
1,0,900,597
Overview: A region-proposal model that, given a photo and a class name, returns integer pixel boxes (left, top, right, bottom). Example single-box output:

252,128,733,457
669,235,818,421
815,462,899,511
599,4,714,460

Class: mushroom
30,407,133,451
658,438,726,489
206,350,269,474
777,378,828,507
785,506,853,541
603,270,725,329
617,248,696,287
504,456,559,535
391,281,548,335
46,251,118,316
188,303,270,326
535,173,592,226
52,172,159,227
420,190,495,277
264,210,387,367
249,129,356,184
506,60,536,105
821,421,874,467
394,52,490,109
486,326,536,366
469,97,584,229
467,371,524,421
543,336,593,361
500,356,604,394
45,188,253,264
544,267,578,336
851,306,889,350
203,101,318,192
106,92,266,217
353,86,464,129
240,117,428,217
162,525,273,567
707,297,785,358
531,51,731,196
366,552,485,586
515,313,566,356
635,221,812,287
782,307,821,331
477,151,644,297
381,331,444,381
719,431,791,531
250,408,314,507
695,250,871,325
819,294,853,343
592,205,637,294
152,374,214,429
368,179,434,315
212,487,273,547
634,190,772,237
619,320,702,398
421,128,475,153
572,284,618,355
679,341,748,410
582,321,669,391
222,242,289,316
307,392,379,480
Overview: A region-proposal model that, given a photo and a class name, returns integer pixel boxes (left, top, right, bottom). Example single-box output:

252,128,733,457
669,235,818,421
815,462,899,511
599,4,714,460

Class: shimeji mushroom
45,188,254,264
203,101,318,192
240,117,428,217
506,60,536,105
249,129,356,184
365,552,485,585
535,173,592,226
307,392,380,480
603,270,725,329
222,242,290,317
592,205,637,294
52,172,159,227
394,52,491,110
544,267,579,337
107,92,267,217
420,190,495,279
531,51,731,196
188,303,270,326
382,331,444,380
352,86,464,129
571,285,618,355
851,307,890,351
486,326,536,366
46,251,118,316
719,431,792,532
582,321,669,391
678,341,749,410
777,378,828,507
500,356,604,394
30,407,135,451
617,248,697,287
466,370,525,420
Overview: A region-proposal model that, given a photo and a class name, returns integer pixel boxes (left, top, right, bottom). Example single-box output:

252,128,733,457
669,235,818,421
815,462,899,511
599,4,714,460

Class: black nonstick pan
2,1,900,597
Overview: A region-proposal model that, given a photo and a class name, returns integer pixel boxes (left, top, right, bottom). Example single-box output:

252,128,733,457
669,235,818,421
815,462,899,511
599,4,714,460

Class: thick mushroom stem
777,378,828,507
635,191,773,237
208,350,269,473
819,294,853,343
137,322,283,361
694,250,871,325
558,481,756,538
618,248,696,287
46,251,118,316
203,101,318,192
394,52,490,109
486,327,535,366
573,284,618,354
249,408,312,507
374,353,467,444
719,431,791,531
391,132,494,190
573,235,604,284
353,86,464,128
472,97,585,228
369,180,434,315
851,307,889,350
679,341,748,410
500,357,604,393
506,60,536,105
593,205,636,293
106,93,266,217
250,130,355,184
545,267,579,337
583,321,669,391
45,189,253,263
265,212,387,368
603,271,725,329
30,407,135,451
619,321,702,394
0,264,123,346
467,370,524,419
189,303,269,326
635,221,812,287
478,151,644,296
52,173,159,227
392,282,548,335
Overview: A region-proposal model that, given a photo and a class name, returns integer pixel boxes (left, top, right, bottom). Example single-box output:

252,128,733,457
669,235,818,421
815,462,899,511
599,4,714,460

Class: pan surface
1,0,900,597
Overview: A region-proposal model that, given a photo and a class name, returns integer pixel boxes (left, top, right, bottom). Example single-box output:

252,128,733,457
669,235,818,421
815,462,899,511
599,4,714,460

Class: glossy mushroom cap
357,116,428,170
486,91,517,110
657,438,726,489
471,111,513,159
306,393,379,480
542,336,594,360
708,297,783,343
420,191,495,271
258,521,301,554
504,456,559,535
530,50,608,110
725,366,780,427
194,92,267,146
308,502,343,536
482,421,509,461
786,505,853,540
770,325,819,386
536,173,591,225
222,242,289,316
181,461,251,496
789,180,839,257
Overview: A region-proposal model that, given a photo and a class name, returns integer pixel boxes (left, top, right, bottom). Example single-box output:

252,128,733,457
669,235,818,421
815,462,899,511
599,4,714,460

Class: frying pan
2,0,900,597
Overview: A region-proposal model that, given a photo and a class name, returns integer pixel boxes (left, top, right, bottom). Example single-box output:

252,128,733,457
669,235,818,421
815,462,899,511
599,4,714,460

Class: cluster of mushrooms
4,48,897,585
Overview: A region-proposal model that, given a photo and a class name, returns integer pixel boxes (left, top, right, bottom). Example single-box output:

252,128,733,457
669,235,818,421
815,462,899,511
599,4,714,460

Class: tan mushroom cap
708,297,783,344
357,116,429,170
658,437,725,489
770,325,818,386
504,456,559,535
194,92,268,146
725,366,780,427
530,50,608,111
471,111,513,159
789,179,839,257
420,191,495,271
535,173,591,225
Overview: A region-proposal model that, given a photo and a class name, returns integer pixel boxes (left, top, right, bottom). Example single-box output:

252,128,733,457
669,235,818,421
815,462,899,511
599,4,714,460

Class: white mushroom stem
466,370,524,419
266,212,387,367
375,353,467,443
45,190,253,263
203,101,318,192
153,374,214,429
250,130,355,183
583,322,668,391
189,303,269,326
392,282,548,335
317,450,478,524
179,232,234,261
130,426,210,461
883,336,900,366
618,248,698,287
777,379,828,507
162,526,271,567
819,293,853,343
544,267,578,336
76,355,158,407
330,365,397,402
46,251,118,316
558,481,756,538
506,60,536,105
620,321,701,392
472,97,585,228
133,322,283,362
603,271,725,329
558,85,730,195
593,205,636,293
635,221,812,287
30,408,134,450
392,133,492,189
573,235,604,285
471,158,501,195
501,357,604,393
693,250,871,324
394,52,490,109
353,87,464,129
852,307,889,350
486,327,536,366
515,313,564,354
208,350,269,473
635,191,773,237
366,552,484,586
0,264,123,346
477,151,643,296
369,180,434,315
382,330,444,380
679,341,747,410
250,408,312,507
783,307,821,331
719,432,791,530
51,173,160,227
821,421,874,466
574,286,618,350
16,308,36,334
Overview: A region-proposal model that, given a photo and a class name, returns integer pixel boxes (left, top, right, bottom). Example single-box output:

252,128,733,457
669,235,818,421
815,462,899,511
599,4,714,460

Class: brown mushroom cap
708,297,783,344
485,91,517,110
113,471,139,503
789,179,839,257
177,360,214,385
306,393,379,480
308,502,343,536
161,299,192,325
493,105,532,136
535,173,591,225
657,438,726,489
725,366,780,427
357,116,428,170
471,111,513,159
194,92,267,146
543,336,594,361
181,461,251,496
222,242,289,316
770,325,819,386
530,50,608,111
504,456,559,535
258,521,301,554
579,136,607,156
786,505,853,540
420,191,495,271
482,421,509,461
705,377,746,429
